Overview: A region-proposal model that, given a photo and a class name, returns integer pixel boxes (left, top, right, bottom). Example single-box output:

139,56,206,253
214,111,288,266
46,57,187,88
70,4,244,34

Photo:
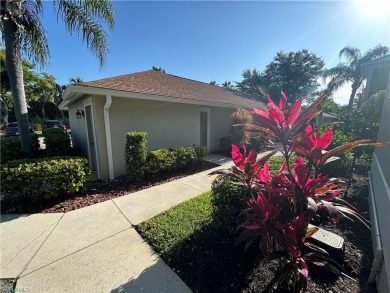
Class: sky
38,0,390,105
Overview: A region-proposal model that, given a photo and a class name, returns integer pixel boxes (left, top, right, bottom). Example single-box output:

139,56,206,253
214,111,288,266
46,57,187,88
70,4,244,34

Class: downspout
104,95,114,180
367,170,384,284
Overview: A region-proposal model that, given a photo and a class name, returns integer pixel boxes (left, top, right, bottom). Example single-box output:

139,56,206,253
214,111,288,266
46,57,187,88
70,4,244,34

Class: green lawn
136,191,213,260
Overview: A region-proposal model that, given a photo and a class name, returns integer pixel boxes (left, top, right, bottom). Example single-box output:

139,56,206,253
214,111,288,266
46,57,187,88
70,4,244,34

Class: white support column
104,95,114,180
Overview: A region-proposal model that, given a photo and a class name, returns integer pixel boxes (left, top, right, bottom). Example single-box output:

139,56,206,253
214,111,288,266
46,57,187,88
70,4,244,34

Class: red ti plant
211,93,375,292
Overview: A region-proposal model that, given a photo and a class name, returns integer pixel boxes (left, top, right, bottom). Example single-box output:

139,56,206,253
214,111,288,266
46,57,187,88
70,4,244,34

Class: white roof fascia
59,85,259,110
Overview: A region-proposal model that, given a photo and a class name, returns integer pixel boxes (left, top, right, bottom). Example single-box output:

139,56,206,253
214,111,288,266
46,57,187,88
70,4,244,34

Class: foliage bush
147,148,177,174
1,156,90,201
211,92,376,292
175,146,198,168
219,136,232,155
43,128,72,156
230,107,253,146
211,176,247,235
248,135,266,152
0,134,40,164
125,132,148,182
30,116,44,131
147,145,207,175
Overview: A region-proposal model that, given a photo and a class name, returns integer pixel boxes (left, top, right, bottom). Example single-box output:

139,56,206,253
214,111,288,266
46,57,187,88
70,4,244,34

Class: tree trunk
2,14,31,149
348,85,358,110
41,96,46,117
0,97,9,124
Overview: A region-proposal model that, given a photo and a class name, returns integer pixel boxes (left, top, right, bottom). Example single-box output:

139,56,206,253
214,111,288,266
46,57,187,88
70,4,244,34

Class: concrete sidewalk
0,154,232,293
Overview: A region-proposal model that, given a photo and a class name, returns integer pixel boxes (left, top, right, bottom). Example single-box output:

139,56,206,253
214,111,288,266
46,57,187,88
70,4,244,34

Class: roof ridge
82,70,155,84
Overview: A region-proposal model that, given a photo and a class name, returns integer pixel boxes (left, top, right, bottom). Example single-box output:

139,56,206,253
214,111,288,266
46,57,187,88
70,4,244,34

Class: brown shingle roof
79,70,265,109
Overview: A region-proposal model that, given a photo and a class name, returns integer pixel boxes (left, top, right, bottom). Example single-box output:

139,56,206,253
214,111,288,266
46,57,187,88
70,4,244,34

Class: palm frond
339,46,360,63
360,44,389,64
19,0,49,67
80,0,114,30
54,0,114,66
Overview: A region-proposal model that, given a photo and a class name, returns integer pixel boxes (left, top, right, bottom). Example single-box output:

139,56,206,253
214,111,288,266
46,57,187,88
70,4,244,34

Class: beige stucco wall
109,97,204,177
68,99,88,159
67,95,236,179
209,106,235,151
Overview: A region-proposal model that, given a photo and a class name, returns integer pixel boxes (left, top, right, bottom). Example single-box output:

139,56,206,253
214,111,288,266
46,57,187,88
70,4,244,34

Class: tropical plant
323,44,389,109
221,81,234,89
210,92,382,292
236,50,324,104
230,107,253,147
0,0,114,150
69,76,84,85
152,66,166,73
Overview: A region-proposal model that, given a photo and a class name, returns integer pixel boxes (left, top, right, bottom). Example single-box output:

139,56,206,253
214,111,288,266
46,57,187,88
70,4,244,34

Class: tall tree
26,72,57,117
235,68,263,99
152,66,165,73
323,44,389,109
0,0,114,149
236,50,324,104
221,81,234,89
69,76,84,85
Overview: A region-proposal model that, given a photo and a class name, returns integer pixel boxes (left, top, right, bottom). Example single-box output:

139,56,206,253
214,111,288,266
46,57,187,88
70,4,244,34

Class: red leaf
279,91,287,111
286,98,302,126
296,258,309,279
268,103,285,125
316,129,333,149
231,144,244,169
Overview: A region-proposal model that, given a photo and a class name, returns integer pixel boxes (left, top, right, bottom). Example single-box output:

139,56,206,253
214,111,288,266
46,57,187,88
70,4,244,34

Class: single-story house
361,54,390,292
59,70,265,180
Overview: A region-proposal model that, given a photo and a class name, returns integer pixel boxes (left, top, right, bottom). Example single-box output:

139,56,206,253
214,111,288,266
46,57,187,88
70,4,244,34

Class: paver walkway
0,154,232,293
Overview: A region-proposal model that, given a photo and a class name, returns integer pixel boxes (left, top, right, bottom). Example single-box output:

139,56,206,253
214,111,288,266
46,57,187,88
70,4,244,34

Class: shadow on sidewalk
111,258,190,293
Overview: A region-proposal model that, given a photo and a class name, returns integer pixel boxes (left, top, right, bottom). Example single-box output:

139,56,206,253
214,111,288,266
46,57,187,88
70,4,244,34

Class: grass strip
136,191,213,260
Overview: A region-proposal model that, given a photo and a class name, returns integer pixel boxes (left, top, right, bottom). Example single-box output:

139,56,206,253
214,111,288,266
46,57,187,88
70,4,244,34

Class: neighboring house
59,70,264,180
362,55,390,293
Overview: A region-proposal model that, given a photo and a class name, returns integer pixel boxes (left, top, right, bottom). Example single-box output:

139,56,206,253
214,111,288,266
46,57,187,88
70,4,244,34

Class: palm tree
0,0,114,149
222,81,234,89
323,45,389,109
152,66,166,73
69,77,85,85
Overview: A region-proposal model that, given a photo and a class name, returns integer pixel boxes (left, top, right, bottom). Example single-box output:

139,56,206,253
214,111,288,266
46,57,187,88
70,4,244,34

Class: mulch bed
165,174,378,293
1,161,218,214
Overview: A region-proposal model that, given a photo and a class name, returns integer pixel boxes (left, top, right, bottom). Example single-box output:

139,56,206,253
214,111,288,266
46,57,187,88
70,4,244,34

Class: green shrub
248,136,266,152
193,145,208,162
43,128,72,156
147,149,177,174
29,116,44,131
175,147,197,168
1,156,90,201
320,154,352,178
147,145,207,175
125,132,148,181
210,175,247,235
0,134,40,164
219,136,232,155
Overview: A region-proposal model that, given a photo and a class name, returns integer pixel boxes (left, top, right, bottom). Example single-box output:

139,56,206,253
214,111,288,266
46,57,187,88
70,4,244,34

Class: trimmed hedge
146,145,207,175
147,149,177,174
125,132,148,181
0,134,40,164
1,156,90,201
43,128,72,156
